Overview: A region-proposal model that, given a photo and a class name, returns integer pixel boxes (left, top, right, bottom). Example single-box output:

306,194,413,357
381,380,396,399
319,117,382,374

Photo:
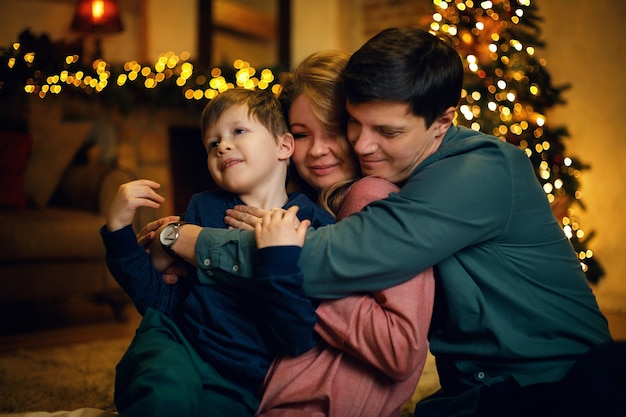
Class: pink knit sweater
257,177,435,417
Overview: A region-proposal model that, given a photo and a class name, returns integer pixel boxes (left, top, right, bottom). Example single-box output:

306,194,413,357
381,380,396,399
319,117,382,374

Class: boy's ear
434,106,456,136
277,132,295,161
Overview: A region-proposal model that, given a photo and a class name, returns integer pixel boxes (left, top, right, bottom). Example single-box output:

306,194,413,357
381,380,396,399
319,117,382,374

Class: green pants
115,308,259,417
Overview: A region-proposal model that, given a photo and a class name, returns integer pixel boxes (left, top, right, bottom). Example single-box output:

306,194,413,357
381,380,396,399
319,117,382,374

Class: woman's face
289,94,358,191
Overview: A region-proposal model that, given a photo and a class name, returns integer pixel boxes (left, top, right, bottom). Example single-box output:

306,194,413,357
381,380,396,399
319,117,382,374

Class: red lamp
71,0,124,59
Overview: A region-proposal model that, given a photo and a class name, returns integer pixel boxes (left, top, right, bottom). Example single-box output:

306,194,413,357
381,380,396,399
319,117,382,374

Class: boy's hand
225,205,269,230
255,206,310,249
162,264,188,284
107,180,165,232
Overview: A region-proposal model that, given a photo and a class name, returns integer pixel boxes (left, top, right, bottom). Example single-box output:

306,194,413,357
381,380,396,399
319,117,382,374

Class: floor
1,304,625,354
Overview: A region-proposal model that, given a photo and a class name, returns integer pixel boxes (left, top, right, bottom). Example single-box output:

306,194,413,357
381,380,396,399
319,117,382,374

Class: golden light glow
427,0,598,277
92,1,105,19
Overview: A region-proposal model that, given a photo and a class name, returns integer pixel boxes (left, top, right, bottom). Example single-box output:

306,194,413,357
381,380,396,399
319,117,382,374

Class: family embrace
102,27,626,417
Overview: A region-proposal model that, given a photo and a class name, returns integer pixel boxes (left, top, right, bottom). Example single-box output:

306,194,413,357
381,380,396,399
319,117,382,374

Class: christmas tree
429,0,603,283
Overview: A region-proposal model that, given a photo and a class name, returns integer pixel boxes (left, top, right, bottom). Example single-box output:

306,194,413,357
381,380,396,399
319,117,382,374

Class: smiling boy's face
203,104,290,195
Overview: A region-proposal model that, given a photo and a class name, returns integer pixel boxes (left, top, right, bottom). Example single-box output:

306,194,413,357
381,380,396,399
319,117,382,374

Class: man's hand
107,180,164,232
225,205,269,230
255,206,310,249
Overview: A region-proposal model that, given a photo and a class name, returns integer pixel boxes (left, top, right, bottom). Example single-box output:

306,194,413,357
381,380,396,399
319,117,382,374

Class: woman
226,50,435,417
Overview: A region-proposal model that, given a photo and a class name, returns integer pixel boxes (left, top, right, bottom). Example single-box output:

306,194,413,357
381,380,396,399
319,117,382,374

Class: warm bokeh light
2,46,281,102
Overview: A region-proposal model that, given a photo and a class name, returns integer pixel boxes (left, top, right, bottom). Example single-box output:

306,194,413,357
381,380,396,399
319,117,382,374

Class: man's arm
152,222,203,268
170,135,513,299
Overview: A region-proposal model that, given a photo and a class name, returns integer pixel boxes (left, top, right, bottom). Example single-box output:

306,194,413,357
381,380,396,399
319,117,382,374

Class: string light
2,46,280,101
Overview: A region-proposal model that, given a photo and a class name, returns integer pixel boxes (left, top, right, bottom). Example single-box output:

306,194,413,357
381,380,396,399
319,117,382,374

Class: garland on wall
0,0,604,283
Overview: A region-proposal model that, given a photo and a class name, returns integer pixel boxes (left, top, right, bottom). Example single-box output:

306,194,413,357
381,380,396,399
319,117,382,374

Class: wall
291,0,355,66
0,0,142,62
539,0,626,313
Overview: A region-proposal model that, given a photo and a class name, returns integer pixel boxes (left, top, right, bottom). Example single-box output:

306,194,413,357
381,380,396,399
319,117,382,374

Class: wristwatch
159,222,187,258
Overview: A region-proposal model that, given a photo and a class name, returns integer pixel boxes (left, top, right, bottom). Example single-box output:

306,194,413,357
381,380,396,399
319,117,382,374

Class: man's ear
278,132,295,161
434,106,456,137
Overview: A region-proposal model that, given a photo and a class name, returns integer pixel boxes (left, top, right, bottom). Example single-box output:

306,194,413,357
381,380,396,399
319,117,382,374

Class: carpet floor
0,336,440,416
1,310,623,416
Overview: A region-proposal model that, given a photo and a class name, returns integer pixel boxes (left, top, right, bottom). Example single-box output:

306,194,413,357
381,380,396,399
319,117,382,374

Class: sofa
0,119,137,333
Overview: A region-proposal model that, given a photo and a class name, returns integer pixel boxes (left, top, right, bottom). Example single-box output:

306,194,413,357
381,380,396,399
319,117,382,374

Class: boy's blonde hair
200,88,289,140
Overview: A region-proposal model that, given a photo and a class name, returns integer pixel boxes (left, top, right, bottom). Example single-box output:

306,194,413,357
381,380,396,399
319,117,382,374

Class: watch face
160,224,177,246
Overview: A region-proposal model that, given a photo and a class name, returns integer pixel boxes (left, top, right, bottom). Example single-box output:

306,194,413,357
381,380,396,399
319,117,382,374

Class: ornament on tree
429,0,604,283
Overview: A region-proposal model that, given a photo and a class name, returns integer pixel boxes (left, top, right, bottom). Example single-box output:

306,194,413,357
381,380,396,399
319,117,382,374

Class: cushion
0,131,33,209
0,207,106,262
23,121,94,208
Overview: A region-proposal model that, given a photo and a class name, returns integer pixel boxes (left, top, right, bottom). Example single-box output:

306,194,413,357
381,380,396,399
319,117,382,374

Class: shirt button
203,258,211,266
476,371,485,380
205,270,213,277
232,265,239,272
436,328,444,335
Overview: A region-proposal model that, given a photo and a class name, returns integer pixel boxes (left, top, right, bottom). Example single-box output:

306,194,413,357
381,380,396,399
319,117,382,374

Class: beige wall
0,0,141,62
539,0,626,313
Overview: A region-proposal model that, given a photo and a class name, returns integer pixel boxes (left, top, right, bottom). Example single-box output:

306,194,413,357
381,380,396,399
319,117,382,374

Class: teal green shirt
195,125,611,393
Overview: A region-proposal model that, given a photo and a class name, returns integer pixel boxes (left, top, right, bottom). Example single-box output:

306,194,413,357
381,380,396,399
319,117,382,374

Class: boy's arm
103,179,186,314
254,207,317,356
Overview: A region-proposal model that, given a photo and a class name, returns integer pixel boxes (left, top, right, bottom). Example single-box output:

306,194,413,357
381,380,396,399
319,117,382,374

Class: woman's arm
314,177,434,380
314,270,434,380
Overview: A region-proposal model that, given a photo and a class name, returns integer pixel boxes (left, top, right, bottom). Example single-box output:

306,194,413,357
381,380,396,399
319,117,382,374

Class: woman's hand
255,206,310,249
225,205,269,230
137,215,180,248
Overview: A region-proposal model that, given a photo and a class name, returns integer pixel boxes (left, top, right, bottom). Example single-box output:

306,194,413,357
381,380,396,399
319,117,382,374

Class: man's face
346,101,446,185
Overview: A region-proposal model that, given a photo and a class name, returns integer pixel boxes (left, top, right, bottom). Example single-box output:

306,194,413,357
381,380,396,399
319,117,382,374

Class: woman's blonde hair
318,179,357,217
279,50,351,140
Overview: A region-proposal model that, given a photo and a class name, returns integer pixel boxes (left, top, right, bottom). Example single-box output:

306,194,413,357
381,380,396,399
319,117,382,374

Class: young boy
101,88,335,417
